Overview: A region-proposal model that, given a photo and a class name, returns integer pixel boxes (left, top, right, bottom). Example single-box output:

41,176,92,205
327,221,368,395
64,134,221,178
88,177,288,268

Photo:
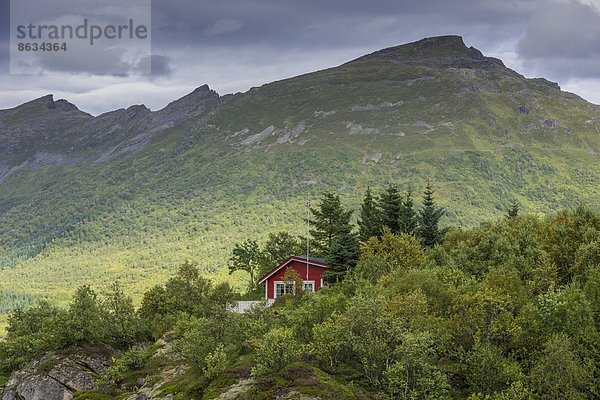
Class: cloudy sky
1,0,600,115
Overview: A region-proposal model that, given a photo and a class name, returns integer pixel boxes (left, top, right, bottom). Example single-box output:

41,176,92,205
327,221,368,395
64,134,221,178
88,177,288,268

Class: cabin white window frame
303,280,315,292
273,281,293,298
273,280,316,297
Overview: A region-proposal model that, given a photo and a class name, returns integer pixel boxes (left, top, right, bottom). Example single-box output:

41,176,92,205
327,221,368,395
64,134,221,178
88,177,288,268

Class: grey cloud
34,46,134,76
149,54,173,76
1,0,8,73
0,0,8,36
518,1,600,79
203,19,242,36
150,0,538,50
2,0,600,114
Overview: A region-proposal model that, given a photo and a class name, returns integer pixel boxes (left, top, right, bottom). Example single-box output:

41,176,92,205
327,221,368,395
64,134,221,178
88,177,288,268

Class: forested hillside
1,203,600,399
1,35,600,311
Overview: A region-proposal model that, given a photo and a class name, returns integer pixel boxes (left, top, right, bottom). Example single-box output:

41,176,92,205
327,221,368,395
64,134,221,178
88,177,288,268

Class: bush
203,343,228,379
100,348,149,387
383,331,448,399
251,328,301,377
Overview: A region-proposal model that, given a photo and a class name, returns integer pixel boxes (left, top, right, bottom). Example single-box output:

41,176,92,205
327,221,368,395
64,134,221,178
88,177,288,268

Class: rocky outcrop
2,346,113,400
518,106,530,115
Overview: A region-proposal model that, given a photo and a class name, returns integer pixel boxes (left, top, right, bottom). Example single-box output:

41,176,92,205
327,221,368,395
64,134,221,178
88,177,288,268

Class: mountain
1,35,599,306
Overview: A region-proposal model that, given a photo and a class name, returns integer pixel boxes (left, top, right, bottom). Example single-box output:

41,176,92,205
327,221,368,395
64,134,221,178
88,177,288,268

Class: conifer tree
417,181,447,247
378,183,402,234
358,187,381,242
309,192,353,257
325,227,360,283
399,190,417,234
507,200,520,220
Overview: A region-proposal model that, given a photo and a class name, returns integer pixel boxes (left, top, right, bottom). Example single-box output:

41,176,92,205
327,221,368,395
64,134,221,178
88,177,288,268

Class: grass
72,391,115,400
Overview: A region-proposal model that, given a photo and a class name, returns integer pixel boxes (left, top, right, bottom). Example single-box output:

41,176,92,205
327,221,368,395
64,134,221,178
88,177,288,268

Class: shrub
101,348,149,387
251,328,301,377
203,343,228,379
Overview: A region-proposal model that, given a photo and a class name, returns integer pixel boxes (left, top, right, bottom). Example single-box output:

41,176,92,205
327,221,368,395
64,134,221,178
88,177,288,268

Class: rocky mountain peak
156,84,220,121
12,94,56,110
352,35,506,69
126,104,151,118
192,84,211,94
398,35,470,56
6,94,81,114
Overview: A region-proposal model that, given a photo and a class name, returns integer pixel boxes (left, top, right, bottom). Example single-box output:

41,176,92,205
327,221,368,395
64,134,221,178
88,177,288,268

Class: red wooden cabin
258,256,329,299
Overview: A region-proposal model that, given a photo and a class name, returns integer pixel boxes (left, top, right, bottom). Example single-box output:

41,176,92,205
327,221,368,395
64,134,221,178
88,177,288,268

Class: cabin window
275,282,295,297
275,282,285,298
274,280,314,297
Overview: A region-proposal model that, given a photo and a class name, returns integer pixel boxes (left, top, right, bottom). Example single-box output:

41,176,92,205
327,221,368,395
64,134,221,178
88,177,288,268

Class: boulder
2,346,113,400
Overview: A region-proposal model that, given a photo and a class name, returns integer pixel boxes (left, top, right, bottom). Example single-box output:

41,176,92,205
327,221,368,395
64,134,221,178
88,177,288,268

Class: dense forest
2,184,600,399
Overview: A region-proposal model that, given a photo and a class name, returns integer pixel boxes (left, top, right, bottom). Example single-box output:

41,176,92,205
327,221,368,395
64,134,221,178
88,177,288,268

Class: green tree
358,187,381,242
378,183,402,234
261,231,303,274
399,190,417,235
325,229,360,283
530,333,590,400
282,266,304,297
506,200,520,220
103,282,139,348
65,285,103,346
176,317,220,368
229,239,263,292
417,181,446,247
357,228,427,281
163,260,212,316
465,343,522,398
383,331,449,399
309,192,353,257
203,343,228,379
7,301,60,338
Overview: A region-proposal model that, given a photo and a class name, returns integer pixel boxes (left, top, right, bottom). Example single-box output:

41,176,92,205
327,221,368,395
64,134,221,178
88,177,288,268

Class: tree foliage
357,187,381,242
378,183,403,234
417,181,447,247
309,192,353,257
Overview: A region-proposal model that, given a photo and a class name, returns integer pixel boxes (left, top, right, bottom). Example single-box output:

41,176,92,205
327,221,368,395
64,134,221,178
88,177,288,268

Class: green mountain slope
1,35,599,305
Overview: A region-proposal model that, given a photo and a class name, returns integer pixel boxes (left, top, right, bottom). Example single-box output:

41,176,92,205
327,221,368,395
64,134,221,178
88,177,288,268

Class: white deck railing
228,299,275,314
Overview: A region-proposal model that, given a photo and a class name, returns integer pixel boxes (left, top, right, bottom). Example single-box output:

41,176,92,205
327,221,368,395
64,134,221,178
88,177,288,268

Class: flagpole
306,193,310,289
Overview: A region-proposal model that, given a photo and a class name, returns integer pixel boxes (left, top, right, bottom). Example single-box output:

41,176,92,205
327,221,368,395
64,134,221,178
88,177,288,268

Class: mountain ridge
0,35,599,307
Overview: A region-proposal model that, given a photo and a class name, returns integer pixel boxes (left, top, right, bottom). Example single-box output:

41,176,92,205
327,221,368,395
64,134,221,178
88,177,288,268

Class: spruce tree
417,181,447,247
324,225,360,283
378,183,402,234
399,190,417,234
309,192,353,257
507,200,520,220
358,187,382,242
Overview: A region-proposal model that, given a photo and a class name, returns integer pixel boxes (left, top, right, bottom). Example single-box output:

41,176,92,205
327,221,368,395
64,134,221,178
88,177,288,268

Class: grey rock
2,348,113,400
518,106,530,115
540,118,559,128
586,146,597,156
